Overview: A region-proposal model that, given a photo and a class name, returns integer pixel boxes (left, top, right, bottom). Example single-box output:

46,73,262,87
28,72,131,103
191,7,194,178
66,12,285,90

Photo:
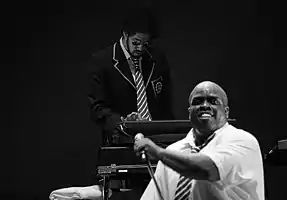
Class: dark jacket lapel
112,42,136,89
142,52,155,89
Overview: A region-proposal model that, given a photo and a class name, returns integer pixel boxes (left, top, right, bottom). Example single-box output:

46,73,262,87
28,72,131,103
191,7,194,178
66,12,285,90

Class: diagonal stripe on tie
140,106,149,118
175,177,192,200
138,100,148,112
135,72,142,82
174,178,192,200
137,85,145,99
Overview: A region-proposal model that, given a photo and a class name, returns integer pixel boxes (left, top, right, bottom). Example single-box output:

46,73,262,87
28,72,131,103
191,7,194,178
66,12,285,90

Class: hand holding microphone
134,133,147,160
134,133,162,161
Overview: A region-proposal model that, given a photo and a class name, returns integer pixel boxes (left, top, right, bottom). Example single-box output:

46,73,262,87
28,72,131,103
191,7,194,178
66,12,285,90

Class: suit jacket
88,41,174,137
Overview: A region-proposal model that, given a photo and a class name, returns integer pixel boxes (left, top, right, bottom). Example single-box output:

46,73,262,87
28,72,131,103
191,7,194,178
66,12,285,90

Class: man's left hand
134,138,163,160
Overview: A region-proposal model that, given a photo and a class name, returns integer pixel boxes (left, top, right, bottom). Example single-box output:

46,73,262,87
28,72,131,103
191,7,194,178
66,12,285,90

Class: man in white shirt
134,81,265,200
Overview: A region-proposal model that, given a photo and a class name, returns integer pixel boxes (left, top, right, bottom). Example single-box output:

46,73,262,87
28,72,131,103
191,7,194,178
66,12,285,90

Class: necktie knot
131,57,140,70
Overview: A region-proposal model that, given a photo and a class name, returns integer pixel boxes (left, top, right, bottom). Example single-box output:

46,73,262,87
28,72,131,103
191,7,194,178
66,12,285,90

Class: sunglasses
131,40,150,47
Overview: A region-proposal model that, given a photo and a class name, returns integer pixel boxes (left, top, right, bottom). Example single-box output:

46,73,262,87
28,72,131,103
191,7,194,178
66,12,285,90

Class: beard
196,119,217,133
131,50,143,57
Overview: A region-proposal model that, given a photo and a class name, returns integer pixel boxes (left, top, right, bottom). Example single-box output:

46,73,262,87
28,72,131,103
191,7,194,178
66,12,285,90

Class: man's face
124,32,151,57
188,83,229,136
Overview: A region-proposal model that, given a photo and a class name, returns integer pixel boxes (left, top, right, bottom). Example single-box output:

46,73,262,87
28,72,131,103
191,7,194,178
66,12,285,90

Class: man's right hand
125,112,144,121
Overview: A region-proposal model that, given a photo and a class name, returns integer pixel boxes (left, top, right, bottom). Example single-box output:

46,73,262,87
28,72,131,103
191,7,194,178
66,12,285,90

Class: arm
135,138,219,181
158,148,219,181
88,55,121,134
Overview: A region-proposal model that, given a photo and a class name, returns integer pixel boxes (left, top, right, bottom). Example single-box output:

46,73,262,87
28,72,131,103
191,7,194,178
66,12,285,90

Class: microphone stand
145,155,164,200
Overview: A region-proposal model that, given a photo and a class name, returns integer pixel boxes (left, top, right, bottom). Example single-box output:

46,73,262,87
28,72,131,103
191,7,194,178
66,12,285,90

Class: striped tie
131,57,152,120
174,147,200,200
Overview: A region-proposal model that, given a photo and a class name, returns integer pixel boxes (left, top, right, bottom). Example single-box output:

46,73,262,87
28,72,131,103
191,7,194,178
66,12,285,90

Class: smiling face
188,81,229,137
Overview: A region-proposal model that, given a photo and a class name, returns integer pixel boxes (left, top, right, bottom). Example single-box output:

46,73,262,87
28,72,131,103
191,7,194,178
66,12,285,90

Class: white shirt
119,37,142,82
141,123,265,200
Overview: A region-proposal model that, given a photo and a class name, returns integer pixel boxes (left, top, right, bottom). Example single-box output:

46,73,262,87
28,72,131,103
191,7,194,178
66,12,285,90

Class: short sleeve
201,130,261,188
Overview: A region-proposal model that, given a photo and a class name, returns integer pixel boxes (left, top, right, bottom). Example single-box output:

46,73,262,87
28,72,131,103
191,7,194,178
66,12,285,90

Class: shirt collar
120,37,131,60
185,122,229,147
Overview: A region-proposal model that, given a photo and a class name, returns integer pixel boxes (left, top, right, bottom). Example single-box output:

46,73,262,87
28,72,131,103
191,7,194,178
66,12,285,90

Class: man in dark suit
88,8,174,146
48,8,174,200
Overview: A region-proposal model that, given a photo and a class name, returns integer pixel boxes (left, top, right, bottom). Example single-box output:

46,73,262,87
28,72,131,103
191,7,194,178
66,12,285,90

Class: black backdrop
5,0,287,199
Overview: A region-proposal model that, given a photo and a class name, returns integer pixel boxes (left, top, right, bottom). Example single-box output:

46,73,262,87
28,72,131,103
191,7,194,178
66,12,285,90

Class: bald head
188,81,229,138
189,81,228,107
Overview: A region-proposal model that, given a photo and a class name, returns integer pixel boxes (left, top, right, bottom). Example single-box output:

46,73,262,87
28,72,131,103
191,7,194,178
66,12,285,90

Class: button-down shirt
140,123,265,200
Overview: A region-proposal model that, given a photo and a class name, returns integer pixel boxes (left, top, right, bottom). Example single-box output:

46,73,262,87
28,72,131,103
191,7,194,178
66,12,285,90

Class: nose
136,45,144,51
200,100,211,110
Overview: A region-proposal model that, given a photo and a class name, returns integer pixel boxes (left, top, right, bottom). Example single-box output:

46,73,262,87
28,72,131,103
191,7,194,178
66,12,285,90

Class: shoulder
229,125,258,140
220,125,260,148
91,44,115,61
88,43,116,72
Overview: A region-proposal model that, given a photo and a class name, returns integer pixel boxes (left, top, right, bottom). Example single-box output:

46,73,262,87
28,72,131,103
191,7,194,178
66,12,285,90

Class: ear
225,106,230,119
123,31,128,40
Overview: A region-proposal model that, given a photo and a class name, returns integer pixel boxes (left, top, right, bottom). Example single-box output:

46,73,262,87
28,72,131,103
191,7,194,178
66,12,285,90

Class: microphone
134,133,146,160
143,45,154,62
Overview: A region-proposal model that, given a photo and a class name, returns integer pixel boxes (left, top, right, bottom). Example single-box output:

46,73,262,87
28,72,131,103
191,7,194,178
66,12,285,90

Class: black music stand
122,120,192,146
123,119,192,136
122,118,236,138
